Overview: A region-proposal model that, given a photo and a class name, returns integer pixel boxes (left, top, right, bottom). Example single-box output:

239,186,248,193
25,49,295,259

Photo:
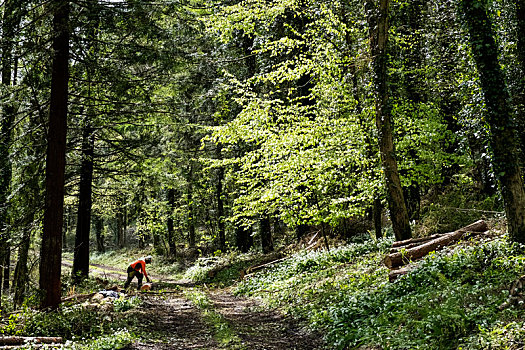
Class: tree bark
13,223,32,306
167,188,177,257
373,196,383,239
0,0,24,301
235,224,253,253
94,215,104,253
515,0,525,159
259,216,273,253
72,0,99,282
39,0,69,310
216,145,226,251
460,0,525,243
72,120,95,282
366,0,412,241
187,165,196,248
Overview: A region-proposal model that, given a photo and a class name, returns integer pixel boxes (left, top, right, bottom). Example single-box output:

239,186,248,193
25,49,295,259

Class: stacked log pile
385,220,489,282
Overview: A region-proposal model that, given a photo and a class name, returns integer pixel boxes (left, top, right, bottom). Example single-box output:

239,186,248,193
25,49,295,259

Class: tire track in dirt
207,290,322,350
129,294,218,350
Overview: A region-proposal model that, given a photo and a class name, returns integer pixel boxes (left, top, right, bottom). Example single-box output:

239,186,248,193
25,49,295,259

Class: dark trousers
124,266,143,289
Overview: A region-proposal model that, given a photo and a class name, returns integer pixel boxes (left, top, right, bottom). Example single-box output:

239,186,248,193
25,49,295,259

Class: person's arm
142,261,151,282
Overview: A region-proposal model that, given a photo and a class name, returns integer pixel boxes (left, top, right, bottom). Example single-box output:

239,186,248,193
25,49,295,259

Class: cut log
391,220,487,248
391,233,444,248
0,337,63,346
390,240,441,253
384,220,488,268
388,267,413,282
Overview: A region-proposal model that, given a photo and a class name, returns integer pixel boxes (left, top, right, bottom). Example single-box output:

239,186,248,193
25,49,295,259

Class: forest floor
61,261,322,350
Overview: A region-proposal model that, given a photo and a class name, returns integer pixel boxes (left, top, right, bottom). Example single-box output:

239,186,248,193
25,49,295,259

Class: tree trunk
73,0,98,282
373,196,383,239
460,0,525,243
235,224,253,253
39,0,69,310
366,0,412,241
72,120,95,282
259,216,273,253
216,145,226,251
94,215,104,253
515,0,525,160
166,188,177,257
295,224,309,240
13,223,32,306
187,166,196,248
0,0,24,301
116,204,125,248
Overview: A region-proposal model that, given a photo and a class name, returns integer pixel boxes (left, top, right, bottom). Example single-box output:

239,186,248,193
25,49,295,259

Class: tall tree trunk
460,0,525,243
166,188,177,257
72,0,97,282
187,166,196,248
373,197,383,239
515,0,525,157
366,0,412,241
216,145,226,251
94,215,104,253
259,216,273,253
116,198,126,248
39,0,70,309
72,120,94,281
0,0,24,301
13,222,32,306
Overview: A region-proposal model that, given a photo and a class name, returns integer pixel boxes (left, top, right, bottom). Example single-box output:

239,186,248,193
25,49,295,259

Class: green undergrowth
1,274,144,350
184,251,276,286
234,234,525,349
63,329,137,350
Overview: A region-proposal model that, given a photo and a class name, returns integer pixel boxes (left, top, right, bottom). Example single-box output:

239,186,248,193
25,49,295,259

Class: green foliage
235,235,525,349
184,252,260,286
113,296,142,312
24,306,107,338
64,329,136,350
19,302,140,340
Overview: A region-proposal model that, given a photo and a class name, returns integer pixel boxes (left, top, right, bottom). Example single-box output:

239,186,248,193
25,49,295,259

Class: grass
231,234,525,349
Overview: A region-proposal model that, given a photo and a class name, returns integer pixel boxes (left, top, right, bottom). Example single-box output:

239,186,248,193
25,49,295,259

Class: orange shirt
130,259,148,278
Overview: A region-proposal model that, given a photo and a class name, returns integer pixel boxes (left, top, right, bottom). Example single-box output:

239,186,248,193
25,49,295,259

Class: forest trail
62,261,322,349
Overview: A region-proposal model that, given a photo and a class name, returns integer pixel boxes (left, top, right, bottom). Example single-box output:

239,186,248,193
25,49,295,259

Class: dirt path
128,291,322,350
64,260,323,349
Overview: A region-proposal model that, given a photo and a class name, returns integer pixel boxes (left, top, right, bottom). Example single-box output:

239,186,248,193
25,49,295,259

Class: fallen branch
61,292,96,303
384,220,488,269
245,257,290,274
391,233,445,248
